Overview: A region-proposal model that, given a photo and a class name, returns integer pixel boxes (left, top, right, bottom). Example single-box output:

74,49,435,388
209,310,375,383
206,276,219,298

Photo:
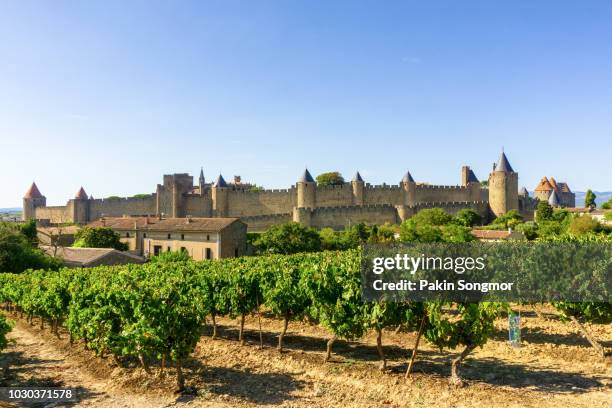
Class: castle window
143,233,147,238
206,234,210,241
205,248,212,259
126,232,130,238
181,234,185,241
167,233,171,239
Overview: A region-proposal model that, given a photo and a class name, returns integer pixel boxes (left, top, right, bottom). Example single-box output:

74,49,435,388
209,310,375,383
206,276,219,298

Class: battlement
416,184,467,190
411,200,487,208
303,203,397,212
364,183,402,190
315,184,353,191
230,188,294,194
241,212,293,221
91,194,157,204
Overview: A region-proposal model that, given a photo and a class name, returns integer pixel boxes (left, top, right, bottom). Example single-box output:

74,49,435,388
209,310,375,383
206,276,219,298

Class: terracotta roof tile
534,177,553,192
142,217,241,232
24,182,44,199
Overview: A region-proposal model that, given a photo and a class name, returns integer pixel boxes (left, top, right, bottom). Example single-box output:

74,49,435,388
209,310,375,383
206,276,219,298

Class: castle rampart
24,152,530,231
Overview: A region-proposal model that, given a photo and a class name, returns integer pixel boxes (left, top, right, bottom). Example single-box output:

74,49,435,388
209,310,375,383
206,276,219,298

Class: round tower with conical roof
296,169,316,209
401,170,416,206
72,186,90,224
22,182,46,221
212,174,229,217
488,151,519,218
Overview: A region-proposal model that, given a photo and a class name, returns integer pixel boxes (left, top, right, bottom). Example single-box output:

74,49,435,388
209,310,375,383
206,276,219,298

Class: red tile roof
24,182,44,199
142,217,241,232
87,217,160,230
471,229,524,240
87,217,241,232
534,177,553,192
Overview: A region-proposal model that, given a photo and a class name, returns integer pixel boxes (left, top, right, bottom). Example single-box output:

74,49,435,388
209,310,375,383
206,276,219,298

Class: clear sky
1,1,611,208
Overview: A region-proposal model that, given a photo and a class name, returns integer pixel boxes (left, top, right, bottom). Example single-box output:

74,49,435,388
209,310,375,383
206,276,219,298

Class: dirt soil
0,306,610,407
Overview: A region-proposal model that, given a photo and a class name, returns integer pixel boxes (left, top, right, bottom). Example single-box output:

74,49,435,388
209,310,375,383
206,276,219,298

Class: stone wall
34,205,72,224
226,189,295,216
309,205,399,230
362,185,403,206
240,212,293,232
414,185,473,203
89,196,157,219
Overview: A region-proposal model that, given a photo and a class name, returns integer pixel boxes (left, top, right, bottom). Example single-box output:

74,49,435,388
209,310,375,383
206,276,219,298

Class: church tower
198,167,205,196
488,151,519,218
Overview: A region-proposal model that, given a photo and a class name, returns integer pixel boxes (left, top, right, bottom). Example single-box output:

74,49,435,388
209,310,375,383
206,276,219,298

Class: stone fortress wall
24,153,535,231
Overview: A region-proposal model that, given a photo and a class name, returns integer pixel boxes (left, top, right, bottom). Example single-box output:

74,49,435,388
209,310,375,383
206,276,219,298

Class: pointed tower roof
24,182,43,199
535,177,553,192
352,171,364,182
299,168,315,183
467,169,479,183
401,171,415,183
549,177,558,191
214,174,228,188
494,151,514,172
199,167,205,184
548,190,560,207
519,187,529,197
75,187,88,200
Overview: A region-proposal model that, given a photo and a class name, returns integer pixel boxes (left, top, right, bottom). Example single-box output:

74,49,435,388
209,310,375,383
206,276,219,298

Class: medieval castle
24,152,550,231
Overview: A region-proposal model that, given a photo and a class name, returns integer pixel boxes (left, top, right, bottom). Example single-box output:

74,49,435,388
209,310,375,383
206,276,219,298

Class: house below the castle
87,216,247,260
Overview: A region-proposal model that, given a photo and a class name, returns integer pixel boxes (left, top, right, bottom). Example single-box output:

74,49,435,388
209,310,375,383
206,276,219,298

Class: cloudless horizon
1,1,611,208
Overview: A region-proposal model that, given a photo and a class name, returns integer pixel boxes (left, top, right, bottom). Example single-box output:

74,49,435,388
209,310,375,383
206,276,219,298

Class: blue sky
1,1,611,208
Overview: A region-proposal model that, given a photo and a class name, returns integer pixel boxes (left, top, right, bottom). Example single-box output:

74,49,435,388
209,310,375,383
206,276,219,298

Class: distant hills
573,191,612,207
0,208,21,213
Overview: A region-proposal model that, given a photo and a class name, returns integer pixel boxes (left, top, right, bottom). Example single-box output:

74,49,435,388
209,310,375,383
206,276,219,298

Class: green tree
535,201,553,223
0,224,60,273
584,189,596,208
453,209,482,227
315,172,345,186
411,208,453,226
73,227,128,250
600,198,612,209
568,215,600,236
19,219,38,245
254,222,321,254
0,314,13,355
489,210,522,229
515,221,539,240
441,224,474,242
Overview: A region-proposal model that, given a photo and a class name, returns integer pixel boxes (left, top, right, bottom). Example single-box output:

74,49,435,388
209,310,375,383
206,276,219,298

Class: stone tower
351,171,364,206
212,174,229,217
72,186,90,224
461,165,481,201
293,169,316,227
23,182,46,221
488,151,519,218
296,169,316,209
